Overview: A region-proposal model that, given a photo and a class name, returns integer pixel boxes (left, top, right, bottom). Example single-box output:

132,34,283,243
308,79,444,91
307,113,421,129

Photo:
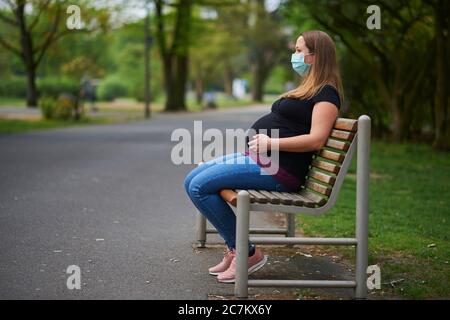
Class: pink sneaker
217,248,268,283
209,249,235,276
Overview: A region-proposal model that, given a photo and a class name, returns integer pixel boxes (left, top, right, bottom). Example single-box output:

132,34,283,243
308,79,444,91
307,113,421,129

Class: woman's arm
248,101,339,153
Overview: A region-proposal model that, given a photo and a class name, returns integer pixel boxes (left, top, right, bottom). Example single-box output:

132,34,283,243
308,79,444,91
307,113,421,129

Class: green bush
97,77,128,101
0,77,79,99
53,94,76,120
39,93,81,121
39,96,56,120
37,77,79,98
0,77,27,98
130,80,161,102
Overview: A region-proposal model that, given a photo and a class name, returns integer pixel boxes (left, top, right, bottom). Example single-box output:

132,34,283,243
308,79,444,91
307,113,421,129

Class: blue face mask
291,52,311,77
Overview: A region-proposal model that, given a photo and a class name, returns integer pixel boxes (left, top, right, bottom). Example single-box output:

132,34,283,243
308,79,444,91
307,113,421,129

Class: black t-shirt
247,84,341,185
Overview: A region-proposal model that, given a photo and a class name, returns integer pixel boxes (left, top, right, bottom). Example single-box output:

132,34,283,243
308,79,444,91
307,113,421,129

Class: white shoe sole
217,255,268,284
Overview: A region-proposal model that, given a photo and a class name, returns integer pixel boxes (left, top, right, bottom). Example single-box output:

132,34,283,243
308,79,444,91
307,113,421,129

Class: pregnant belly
249,112,310,138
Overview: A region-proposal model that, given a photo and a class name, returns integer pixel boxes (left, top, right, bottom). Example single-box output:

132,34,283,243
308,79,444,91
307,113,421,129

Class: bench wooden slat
220,189,313,207
331,129,355,141
299,189,328,206
278,192,306,206
305,180,332,196
291,193,317,207
279,192,316,207
334,118,358,132
317,149,345,163
268,191,293,205
311,159,340,174
308,170,336,185
326,138,350,152
220,189,328,207
247,190,269,203
258,190,281,204
219,188,327,208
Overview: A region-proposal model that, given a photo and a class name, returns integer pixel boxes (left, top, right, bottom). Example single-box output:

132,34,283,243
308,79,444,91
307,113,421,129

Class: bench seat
220,188,327,207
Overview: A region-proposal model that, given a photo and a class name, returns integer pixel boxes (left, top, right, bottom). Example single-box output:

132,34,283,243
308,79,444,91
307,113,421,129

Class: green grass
0,114,146,135
297,142,450,299
0,97,26,107
0,118,105,134
0,94,278,113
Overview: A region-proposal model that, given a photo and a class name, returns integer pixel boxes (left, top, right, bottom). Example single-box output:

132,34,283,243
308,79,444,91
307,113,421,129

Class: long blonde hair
281,30,344,104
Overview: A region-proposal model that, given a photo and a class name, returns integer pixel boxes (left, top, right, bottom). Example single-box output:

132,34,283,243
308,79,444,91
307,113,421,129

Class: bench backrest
301,118,358,207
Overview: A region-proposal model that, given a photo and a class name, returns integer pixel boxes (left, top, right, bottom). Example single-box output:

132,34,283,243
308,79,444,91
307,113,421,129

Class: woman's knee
183,162,214,194
187,175,202,198
184,154,243,198
188,173,217,199
183,169,197,195
183,177,190,195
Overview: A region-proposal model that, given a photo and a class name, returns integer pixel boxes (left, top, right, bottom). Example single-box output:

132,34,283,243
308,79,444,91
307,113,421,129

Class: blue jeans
184,152,291,251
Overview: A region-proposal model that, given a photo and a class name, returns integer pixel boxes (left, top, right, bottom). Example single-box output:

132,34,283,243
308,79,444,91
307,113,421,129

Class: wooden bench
194,115,371,299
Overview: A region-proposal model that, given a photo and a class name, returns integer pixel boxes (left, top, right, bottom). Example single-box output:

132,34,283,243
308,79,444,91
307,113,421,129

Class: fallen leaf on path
296,251,312,258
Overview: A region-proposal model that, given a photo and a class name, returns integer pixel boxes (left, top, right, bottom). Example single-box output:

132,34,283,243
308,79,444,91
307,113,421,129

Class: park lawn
0,114,145,135
0,97,26,107
296,141,450,299
0,118,110,134
89,94,279,113
0,94,277,114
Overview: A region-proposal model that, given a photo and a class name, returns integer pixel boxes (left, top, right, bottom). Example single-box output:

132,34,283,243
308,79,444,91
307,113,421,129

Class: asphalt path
0,105,283,299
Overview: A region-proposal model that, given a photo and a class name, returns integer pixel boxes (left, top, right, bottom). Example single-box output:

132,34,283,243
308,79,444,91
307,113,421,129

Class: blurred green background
0,0,448,149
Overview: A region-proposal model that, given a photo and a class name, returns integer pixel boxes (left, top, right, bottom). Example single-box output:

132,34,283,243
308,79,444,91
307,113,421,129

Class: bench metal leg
196,210,207,248
235,190,250,298
198,208,290,248
286,213,296,248
194,161,207,248
286,213,296,237
355,115,371,299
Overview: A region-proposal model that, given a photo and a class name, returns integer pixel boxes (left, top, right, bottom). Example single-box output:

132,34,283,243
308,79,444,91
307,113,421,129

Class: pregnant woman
184,30,343,283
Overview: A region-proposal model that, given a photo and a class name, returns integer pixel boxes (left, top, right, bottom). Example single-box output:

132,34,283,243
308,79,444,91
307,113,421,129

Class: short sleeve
311,85,341,110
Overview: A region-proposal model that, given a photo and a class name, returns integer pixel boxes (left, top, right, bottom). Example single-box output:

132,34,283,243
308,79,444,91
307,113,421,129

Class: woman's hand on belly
248,133,273,154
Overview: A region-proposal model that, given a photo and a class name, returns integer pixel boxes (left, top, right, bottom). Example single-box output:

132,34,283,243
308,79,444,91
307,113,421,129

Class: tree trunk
251,61,266,102
155,0,186,112
17,2,38,107
166,54,188,111
433,0,450,150
162,0,192,112
392,101,403,142
26,65,38,107
195,73,204,106
374,65,414,143
224,63,234,98
392,97,411,142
